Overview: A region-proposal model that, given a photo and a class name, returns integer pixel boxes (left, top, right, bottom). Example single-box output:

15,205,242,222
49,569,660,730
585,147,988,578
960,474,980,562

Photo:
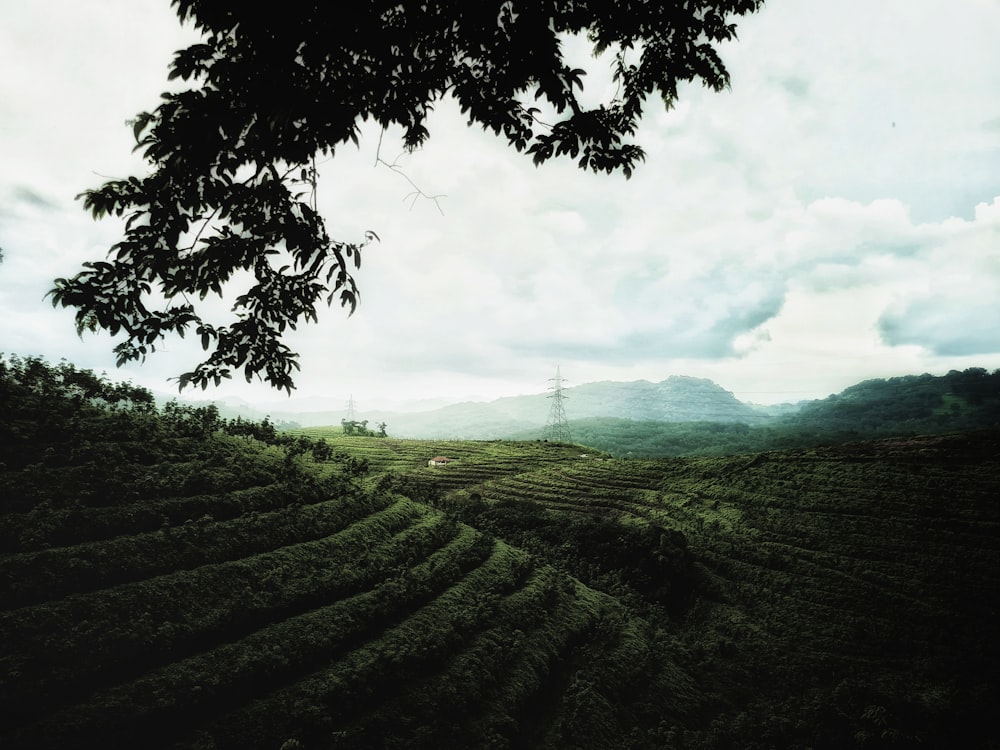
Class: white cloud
1,0,999,407
876,198,1000,356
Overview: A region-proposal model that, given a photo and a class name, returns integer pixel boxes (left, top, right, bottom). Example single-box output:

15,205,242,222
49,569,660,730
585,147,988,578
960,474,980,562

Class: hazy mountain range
181,368,999,442
184,375,794,438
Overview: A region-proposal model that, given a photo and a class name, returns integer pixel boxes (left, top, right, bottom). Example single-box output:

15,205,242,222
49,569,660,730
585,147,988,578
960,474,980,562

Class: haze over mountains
183,368,1000,447
194,376,782,438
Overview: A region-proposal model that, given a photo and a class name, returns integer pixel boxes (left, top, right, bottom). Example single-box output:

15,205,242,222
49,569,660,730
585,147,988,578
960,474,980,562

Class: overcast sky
2,0,999,409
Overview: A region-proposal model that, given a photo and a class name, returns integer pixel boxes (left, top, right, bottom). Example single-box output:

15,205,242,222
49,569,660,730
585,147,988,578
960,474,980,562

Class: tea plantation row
2,357,688,749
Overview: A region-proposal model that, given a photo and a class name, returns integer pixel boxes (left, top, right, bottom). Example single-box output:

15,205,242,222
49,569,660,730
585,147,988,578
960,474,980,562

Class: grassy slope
3,362,998,748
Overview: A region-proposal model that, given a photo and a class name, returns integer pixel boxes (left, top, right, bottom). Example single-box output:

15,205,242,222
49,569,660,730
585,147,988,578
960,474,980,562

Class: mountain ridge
184,374,781,437
178,368,1000,445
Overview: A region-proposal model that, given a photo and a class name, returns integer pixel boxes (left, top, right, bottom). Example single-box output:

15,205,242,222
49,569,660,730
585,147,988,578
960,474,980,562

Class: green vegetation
340,419,387,437
3,355,998,748
430,434,1000,746
516,369,1000,457
51,2,764,390
790,368,1000,433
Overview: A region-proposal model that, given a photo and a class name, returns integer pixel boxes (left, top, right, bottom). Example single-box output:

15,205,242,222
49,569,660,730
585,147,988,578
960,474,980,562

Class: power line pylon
345,394,357,421
544,366,572,442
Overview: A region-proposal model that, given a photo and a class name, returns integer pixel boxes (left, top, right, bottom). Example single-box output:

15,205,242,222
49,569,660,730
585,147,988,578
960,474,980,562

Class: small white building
427,456,455,467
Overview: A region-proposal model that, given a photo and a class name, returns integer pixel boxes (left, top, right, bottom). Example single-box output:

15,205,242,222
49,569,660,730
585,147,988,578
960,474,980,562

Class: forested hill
518,368,1000,457
785,367,1000,433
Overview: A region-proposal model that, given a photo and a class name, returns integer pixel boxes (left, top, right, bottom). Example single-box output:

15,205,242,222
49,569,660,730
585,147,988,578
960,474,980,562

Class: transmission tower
345,394,357,421
544,366,573,442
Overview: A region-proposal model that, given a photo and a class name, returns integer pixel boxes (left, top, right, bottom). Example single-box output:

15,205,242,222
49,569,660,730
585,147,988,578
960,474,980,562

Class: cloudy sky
2,0,999,409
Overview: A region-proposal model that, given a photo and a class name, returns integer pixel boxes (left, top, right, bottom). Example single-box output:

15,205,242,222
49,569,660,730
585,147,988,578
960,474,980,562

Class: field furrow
4,524,494,750
0,492,386,608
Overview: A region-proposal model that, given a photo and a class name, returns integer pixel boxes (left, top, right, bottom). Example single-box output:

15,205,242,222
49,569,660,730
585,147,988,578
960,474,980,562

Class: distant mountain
382,376,764,438
557,376,767,423
554,368,1000,457
179,368,1000,443
323,376,766,438
175,375,769,438
372,375,769,439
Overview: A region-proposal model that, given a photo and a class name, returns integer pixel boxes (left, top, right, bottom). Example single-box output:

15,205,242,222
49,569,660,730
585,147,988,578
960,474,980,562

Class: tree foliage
49,0,764,392
341,418,387,437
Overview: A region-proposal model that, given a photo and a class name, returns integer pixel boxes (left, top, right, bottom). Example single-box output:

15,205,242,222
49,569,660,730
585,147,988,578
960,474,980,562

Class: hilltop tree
341,418,387,438
50,0,765,392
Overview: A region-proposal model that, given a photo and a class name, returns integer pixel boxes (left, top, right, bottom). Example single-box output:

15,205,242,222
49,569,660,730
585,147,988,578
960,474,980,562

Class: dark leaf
52,0,763,390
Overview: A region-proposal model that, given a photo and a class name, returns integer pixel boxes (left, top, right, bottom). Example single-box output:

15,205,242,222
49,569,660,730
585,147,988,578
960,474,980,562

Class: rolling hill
3,355,998,748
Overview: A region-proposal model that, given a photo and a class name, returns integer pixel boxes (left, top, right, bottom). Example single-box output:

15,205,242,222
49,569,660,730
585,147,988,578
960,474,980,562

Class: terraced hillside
416,431,1000,747
4,357,998,748
291,427,592,489
1,358,690,749
278,423,1000,746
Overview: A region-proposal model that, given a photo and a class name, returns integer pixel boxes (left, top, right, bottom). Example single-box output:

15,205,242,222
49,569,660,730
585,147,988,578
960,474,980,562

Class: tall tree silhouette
50,0,764,392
